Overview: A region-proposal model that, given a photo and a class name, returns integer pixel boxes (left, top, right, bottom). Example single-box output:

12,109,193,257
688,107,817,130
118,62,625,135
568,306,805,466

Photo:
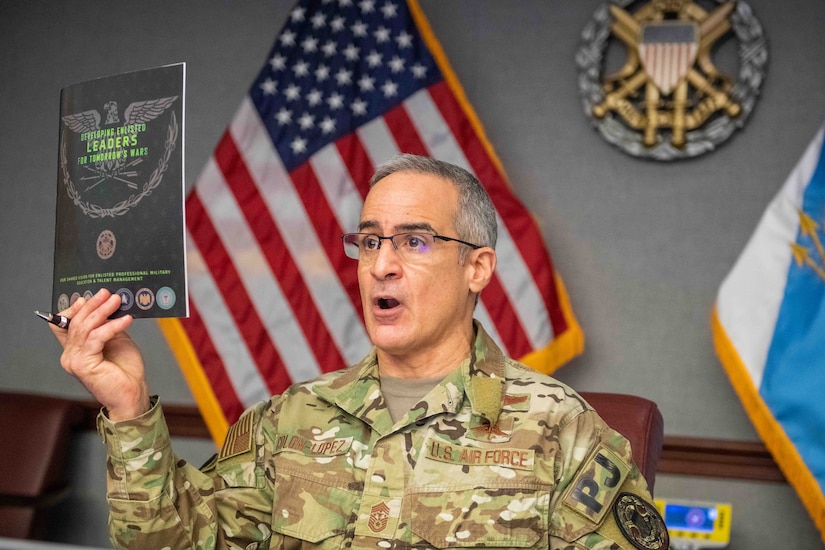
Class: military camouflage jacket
99,322,667,549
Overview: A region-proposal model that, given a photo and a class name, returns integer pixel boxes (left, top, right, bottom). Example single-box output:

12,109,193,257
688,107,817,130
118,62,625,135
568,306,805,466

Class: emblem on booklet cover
116,288,134,311
135,287,155,310
576,0,767,160
96,229,116,260
59,95,179,217
156,286,177,310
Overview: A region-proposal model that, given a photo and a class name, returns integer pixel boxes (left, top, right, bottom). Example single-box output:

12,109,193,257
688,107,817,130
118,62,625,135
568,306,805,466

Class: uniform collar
313,320,506,432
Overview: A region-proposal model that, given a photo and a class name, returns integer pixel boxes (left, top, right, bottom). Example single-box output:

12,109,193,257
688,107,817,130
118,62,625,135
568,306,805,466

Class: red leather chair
0,391,83,539
580,391,664,493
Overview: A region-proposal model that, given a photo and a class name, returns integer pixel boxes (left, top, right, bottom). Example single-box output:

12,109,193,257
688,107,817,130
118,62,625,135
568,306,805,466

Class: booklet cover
52,63,188,318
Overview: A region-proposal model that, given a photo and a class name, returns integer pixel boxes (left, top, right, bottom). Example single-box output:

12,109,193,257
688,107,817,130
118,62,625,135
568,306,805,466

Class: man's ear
467,247,496,294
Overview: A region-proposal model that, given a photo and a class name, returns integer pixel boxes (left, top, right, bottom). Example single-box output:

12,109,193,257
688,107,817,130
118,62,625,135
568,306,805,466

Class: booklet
52,63,188,318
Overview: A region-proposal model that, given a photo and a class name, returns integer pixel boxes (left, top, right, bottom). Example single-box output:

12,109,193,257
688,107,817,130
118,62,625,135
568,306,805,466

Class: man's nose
370,239,400,278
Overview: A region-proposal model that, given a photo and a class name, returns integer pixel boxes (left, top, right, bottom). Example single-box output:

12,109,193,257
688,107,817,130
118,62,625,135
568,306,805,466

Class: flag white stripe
185,234,270,407
357,115,402,168
310,143,366,234
232,98,371,365
196,158,323,384
403,89,553,348
718,125,825,387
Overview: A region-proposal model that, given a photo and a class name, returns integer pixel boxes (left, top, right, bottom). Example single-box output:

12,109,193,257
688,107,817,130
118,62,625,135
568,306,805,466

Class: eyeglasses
342,232,481,262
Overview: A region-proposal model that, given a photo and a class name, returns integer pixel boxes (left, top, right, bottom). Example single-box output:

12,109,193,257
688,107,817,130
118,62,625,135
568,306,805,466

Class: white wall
1,1,823,547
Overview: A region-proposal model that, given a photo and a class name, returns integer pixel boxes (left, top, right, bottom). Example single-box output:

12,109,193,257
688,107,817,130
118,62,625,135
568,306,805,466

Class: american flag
159,0,583,443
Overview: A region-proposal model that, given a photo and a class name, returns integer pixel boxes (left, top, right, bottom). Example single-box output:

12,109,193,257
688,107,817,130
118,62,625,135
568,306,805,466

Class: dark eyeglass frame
341,232,481,260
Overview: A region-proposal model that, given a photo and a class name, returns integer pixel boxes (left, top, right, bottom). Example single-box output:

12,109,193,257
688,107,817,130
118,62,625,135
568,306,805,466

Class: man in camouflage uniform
52,154,668,549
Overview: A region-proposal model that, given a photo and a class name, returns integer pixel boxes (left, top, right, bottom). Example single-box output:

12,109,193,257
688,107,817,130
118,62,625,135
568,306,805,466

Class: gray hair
369,154,498,251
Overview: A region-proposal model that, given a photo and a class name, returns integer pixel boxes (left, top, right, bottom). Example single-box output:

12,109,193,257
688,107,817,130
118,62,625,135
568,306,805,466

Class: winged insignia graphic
61,96,178,190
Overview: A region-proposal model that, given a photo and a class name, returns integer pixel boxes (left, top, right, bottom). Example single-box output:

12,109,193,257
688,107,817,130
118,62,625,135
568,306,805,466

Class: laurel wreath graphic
60,112,179,218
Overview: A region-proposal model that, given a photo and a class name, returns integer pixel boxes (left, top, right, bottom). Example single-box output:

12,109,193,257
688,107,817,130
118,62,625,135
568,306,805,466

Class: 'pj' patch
561,443,629,524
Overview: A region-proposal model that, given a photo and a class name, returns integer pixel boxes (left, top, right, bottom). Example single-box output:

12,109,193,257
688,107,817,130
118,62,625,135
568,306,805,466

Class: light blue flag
713,120,825,541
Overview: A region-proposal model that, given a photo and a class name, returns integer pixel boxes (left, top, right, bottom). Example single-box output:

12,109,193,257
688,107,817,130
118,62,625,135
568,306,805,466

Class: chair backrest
0,391,83,539
580,391,664,493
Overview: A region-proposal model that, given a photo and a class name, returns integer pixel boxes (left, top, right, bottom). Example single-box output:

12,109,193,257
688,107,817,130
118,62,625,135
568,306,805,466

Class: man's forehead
358,171,457,232
365,170,455,201
357,220,436,233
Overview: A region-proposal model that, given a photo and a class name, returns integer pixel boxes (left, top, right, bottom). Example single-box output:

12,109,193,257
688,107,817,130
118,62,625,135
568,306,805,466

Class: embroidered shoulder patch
562,443,630,524
219,411,255,461
613,493,669,550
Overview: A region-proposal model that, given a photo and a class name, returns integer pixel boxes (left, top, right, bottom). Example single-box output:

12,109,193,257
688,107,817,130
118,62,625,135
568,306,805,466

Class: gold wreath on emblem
577,0,768,160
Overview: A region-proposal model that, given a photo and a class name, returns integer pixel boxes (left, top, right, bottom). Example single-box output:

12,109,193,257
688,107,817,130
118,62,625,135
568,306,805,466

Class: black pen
34,310,71,329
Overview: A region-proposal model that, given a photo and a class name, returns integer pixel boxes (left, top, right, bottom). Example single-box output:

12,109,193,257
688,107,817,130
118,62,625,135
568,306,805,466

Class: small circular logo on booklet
135,288,155,310
116,288,134,311
57,294,70,312
96,230,116,260
156,287,176,310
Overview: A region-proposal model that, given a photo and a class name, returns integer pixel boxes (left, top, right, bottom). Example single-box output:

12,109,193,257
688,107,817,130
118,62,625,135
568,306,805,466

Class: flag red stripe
179,301,246,422
481,274,532,357
383,103,430,156
288,163,363,319
186,193,291,395
215,132,349,373
428,81,568,336
336,133,374,200
418,82,535,352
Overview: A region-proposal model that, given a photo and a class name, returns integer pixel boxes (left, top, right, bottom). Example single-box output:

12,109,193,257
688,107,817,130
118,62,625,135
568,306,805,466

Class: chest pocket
409,484,549,548
270,466,360,545
269,438,360,546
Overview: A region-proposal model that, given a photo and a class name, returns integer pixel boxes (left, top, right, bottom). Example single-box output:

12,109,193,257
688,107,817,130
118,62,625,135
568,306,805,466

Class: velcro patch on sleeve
219,410,255,462
561,443,630,525
613,492,670,550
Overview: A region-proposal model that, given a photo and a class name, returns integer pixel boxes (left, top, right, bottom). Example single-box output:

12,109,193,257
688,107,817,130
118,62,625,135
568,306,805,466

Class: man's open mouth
376,297,400,310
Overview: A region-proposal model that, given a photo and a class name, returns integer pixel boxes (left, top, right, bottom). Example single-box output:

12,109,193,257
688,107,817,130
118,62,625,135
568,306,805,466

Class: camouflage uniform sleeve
97,398,220,549
548,407,669,550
